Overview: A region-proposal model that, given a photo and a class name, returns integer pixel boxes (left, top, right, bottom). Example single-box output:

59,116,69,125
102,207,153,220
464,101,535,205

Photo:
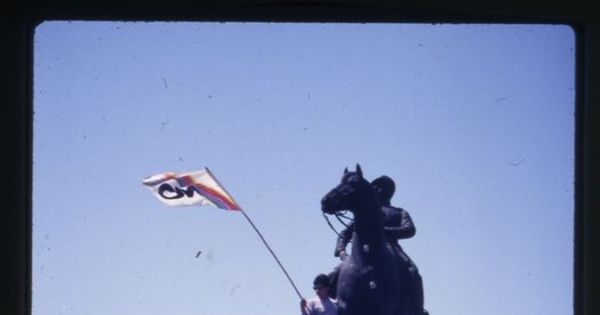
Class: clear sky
32,21,575,315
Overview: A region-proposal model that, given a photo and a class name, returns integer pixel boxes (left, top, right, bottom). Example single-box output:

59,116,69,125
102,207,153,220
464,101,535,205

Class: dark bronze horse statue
321,165,409,315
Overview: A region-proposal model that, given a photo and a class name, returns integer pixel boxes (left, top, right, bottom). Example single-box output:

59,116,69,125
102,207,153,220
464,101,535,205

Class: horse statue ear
356,164,363,178
344,167,349,174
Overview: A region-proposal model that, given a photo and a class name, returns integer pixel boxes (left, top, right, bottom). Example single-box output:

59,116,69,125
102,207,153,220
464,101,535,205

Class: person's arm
334,223,354,258
384,208,416,240
300,299,312,315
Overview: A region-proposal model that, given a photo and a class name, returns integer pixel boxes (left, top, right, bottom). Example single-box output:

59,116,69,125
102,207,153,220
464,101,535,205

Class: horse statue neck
350,188,387,255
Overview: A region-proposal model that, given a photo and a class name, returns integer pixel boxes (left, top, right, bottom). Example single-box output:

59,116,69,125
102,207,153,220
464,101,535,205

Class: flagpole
205,168,304,301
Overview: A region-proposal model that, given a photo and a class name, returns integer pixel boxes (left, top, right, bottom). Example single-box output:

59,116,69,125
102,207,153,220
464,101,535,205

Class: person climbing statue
300,274,338,315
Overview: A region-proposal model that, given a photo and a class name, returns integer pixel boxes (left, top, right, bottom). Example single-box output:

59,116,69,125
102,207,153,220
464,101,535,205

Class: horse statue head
321,164,375,216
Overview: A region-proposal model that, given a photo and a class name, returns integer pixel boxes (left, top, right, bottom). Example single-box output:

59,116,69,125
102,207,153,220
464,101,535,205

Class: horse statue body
321,165,409,315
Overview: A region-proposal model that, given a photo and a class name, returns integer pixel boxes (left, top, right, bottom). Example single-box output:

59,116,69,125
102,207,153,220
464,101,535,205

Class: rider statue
329,175,429,315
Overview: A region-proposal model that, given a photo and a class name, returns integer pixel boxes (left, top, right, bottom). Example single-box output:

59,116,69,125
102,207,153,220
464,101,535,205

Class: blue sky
32,22,575,315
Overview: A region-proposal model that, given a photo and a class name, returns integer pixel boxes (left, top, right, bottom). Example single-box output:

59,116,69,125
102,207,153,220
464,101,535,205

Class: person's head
371,175,396,205
312,274,330,299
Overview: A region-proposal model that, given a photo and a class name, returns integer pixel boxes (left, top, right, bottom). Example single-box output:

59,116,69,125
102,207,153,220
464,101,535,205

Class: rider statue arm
335,207,415,258
383,207,416,240
334,222,354,259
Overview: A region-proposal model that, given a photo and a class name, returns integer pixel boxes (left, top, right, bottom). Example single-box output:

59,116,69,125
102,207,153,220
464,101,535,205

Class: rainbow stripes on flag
142,168,240,210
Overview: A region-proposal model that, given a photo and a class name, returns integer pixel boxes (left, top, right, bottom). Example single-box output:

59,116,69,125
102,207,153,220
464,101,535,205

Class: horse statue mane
321,164,409,315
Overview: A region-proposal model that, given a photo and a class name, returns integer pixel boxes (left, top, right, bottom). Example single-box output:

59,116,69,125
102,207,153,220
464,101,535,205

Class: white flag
142,168,240,210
